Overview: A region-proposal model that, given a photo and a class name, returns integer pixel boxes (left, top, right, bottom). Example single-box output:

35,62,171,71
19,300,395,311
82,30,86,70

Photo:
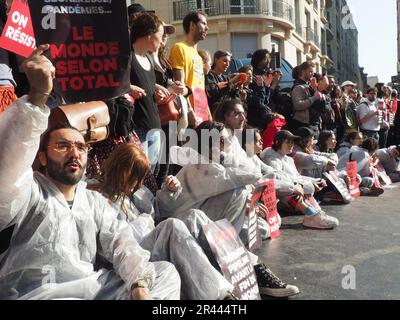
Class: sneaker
254,264,300,298
303,212,339,229
360,187,384,197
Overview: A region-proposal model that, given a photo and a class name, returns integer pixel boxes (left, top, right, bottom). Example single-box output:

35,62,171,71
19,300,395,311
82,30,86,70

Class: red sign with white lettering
193,87,211,125
262,180,280,239
347,161,360,198
0,0,36,57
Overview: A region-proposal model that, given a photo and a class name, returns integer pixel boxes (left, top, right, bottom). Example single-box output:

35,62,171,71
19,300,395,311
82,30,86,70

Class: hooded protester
0,45,181,300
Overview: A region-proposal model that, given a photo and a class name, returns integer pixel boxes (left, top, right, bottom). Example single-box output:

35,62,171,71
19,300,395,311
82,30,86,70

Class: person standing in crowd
375,83,390,148
340,81,359,136
198,49,212,77
205,50,241,113
330,85,345,143
0,44,181,300
130,12,171,173
152,21,186,187
169,11,209,127
357,87,380,141
290,61,324,137
246,49,281,130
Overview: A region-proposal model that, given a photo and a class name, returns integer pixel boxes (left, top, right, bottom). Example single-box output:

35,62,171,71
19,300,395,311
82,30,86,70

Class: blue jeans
136,128,162,173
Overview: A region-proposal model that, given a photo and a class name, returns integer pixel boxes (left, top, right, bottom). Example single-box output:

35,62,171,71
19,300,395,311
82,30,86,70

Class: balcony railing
173,0,294,24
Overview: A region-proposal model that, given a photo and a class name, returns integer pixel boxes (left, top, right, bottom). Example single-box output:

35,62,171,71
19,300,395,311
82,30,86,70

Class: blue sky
347,0,397,83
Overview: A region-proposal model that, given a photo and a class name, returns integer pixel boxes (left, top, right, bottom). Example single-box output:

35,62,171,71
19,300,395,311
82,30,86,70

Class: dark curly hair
130,12,163,43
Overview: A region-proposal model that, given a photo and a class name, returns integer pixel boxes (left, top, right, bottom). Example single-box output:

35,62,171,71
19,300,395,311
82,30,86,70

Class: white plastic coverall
108,187,234,300
260,148,317,195
155,145,262,236
0,97,180,300
376,147,400,182
337,146,374,187
292,146,338,179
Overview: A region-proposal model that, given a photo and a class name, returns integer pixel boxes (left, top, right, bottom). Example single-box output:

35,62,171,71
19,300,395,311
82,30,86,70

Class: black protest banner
323,171,353,204
246,183,265,251
202,220,261,300
28,1,131,103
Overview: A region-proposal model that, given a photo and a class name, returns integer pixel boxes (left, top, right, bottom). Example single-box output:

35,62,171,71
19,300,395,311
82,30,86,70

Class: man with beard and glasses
0,44,181,300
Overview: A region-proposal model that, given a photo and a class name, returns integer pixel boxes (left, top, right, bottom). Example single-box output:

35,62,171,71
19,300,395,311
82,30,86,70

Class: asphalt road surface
255,184,400,300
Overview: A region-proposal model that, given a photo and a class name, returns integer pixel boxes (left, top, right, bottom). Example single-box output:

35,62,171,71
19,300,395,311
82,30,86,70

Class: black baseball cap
274,130,299,143
295,127,315,139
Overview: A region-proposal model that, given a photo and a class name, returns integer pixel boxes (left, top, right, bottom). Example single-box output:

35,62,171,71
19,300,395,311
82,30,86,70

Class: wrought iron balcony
173,0,294,25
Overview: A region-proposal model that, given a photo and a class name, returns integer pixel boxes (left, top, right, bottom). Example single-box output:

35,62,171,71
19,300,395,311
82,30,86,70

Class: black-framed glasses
48,141,92,154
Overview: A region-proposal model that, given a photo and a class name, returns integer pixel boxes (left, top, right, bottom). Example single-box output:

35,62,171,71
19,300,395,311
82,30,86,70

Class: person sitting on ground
89,143,235,300
260,131,339,229
241,128,332,224
375,145,400,182
316,130,338,154
292,127,338,179
0,45,181,300
336,131,364,159
156,121,299,298
337,137,384,196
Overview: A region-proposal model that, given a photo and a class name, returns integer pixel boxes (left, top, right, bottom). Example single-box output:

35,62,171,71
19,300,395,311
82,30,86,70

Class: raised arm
0,44,54,230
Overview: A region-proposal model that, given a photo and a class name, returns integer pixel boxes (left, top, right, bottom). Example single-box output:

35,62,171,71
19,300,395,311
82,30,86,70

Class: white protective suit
292,146,338,179
337,146,374,188
107,187,234,300
376,147,400,182
260,148,318,195
0,97,180,300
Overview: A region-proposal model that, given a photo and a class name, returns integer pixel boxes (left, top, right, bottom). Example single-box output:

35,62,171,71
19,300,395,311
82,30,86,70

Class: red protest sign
193,87,211,125
0,0,35,57
261,180,280,239
346,161,360,198
28,2,131,103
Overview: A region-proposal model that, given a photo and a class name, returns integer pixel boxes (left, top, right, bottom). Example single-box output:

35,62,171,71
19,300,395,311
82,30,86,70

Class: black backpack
270,87,294,120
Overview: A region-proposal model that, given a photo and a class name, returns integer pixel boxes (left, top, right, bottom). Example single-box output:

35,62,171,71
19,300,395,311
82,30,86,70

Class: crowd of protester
0,3,400,300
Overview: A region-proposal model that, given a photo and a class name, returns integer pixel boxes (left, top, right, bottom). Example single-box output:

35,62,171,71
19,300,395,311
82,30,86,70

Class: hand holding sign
22,43,55,107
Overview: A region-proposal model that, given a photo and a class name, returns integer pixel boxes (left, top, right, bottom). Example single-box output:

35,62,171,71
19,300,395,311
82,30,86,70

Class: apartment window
230,0,256,15
313,0,318,12
296,50,302,66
